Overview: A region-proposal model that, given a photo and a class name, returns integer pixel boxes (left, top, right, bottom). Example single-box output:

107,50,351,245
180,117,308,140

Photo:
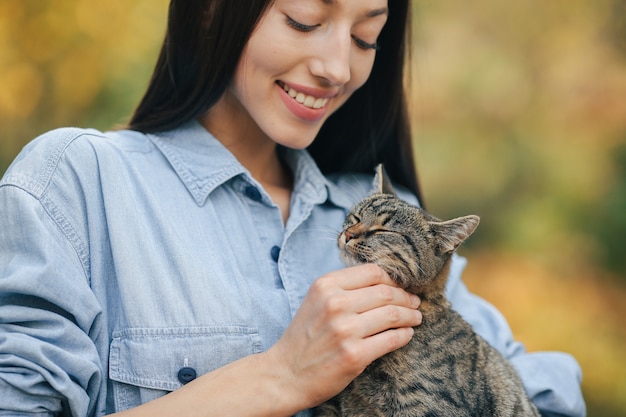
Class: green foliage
582,142,626,276
0,0,168,173
410,2,626,413
412,0,626,279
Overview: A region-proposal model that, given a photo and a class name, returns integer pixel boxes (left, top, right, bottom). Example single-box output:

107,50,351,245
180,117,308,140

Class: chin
339,252,364,268
339,253,356,267
273,132,319,150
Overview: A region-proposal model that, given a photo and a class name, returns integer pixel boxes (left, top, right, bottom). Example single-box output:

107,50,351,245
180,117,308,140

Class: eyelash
353,37,379,51
286,16,380,51
286,16,318,32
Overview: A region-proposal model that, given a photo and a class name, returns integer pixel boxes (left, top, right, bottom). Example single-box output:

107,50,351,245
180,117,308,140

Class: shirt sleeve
446,254,586,417
0,184,104,417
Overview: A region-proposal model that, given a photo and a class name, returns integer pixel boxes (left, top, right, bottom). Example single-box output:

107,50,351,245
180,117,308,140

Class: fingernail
411,295,421,308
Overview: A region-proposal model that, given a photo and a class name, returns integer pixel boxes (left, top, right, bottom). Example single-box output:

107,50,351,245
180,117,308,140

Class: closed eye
352,36,379,51
364,227,396,238
286,16,319,32
286,16,379,51
348,214,361,223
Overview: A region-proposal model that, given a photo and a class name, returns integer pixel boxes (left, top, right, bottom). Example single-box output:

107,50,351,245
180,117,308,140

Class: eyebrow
366,8,389,18
320,0,389,18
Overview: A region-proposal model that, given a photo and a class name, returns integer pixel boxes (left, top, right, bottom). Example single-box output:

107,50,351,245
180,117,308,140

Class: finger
357,304,422,339
326,263,396,290
346,283,421,314
361,327,416,363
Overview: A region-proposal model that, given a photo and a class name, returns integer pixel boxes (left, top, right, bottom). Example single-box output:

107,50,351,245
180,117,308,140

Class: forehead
319,0,387,7
356,194,397,211
278,0,389,15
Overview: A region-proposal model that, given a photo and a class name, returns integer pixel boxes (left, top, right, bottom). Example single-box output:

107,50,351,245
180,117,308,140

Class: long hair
128,0,422,202
128,0,271,132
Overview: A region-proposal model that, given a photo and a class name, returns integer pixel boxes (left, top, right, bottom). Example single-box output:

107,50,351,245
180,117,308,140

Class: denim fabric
0,120,585,416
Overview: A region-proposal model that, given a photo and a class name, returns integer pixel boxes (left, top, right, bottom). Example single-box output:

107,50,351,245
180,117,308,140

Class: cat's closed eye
345,213,360,226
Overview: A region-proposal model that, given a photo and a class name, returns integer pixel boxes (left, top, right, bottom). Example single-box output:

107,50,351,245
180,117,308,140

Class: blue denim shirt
0,120,585,416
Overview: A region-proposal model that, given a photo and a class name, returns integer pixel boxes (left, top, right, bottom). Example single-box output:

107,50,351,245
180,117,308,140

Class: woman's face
205,0,389,149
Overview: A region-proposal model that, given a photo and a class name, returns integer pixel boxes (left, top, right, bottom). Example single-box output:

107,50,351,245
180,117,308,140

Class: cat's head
338,164,480,291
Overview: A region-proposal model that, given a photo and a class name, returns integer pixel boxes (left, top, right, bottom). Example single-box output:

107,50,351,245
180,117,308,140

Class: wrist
254,347,312,416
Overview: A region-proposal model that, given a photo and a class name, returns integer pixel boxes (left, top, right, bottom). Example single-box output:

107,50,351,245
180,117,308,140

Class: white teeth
281,82,329,109
313,98,326,109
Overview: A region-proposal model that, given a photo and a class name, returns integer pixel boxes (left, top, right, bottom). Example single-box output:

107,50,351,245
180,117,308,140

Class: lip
276,81,336,122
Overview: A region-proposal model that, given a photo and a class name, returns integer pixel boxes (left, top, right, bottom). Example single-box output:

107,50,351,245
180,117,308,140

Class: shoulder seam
40,191,92,284
0,184,92,285
1,128,106,198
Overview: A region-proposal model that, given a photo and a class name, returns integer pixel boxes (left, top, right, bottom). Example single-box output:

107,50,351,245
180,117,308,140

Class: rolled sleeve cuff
511,352,586,417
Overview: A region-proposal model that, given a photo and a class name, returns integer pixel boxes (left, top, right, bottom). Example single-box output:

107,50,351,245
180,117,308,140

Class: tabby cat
312,165,539,417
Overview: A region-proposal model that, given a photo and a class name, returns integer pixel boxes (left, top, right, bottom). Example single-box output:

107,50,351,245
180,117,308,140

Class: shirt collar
281,147,357,210
145,119,353,209
281,146,352,210
147,120,244,205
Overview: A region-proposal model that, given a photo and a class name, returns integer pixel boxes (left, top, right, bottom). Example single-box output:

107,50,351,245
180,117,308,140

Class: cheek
229,49,283,118
328,55,375,115
349,54,377,93
241,12,298,81
232,22,286,97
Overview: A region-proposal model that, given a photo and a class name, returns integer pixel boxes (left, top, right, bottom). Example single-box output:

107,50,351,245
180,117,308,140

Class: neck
411,261,452,322
198,100,293,224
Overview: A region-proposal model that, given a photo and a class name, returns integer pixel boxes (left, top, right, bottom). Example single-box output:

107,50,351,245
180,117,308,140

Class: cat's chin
339,253,362,268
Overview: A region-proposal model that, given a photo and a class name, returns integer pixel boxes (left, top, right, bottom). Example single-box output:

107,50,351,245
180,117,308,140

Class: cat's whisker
340,174,371,203
293,226,338,233
315,236,340,243
414,261,426,276
292,228,340,243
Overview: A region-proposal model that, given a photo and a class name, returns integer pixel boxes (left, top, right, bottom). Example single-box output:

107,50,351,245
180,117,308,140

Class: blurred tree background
0,0,168,165
412,1,626,416
0,1,624,415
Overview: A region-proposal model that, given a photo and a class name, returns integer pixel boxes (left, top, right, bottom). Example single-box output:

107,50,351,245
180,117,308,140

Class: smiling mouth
277,81,330,110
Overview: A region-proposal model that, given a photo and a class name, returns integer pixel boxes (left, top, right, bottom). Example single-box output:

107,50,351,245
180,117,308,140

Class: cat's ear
373,163,396,195
429,215,480,255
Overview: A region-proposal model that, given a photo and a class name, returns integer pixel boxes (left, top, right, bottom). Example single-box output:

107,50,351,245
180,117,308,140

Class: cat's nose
344,231,355,242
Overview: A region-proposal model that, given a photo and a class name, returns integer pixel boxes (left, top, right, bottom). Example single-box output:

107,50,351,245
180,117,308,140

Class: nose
309,30,351,86
343,228,362,243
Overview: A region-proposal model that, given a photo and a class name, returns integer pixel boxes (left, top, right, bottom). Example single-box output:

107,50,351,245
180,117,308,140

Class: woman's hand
264,263,422,411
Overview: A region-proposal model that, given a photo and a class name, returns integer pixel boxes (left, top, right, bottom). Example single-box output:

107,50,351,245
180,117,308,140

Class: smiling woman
0,1,585,417
200,0,388,149
129,0,417,197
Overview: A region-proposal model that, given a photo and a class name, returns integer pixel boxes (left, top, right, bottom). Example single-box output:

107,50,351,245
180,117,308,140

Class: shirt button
177,367,197,384
270,246,281,262
244,185,263,202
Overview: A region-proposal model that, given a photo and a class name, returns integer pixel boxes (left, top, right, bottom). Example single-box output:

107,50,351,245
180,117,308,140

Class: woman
0,1,585,416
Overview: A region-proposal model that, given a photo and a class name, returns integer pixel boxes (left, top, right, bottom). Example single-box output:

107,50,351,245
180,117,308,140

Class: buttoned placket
238,178,286,290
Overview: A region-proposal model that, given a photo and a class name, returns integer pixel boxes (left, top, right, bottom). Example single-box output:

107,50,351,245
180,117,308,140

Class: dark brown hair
128,0,422,201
